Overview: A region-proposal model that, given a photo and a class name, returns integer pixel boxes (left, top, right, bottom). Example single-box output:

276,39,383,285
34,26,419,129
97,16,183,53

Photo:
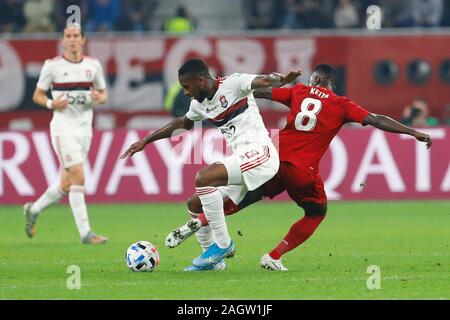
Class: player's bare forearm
364,114,415,135
93,89,108,104
32,88,50,108
364,114,432,148
143,116,194,144
33,88,69,110
119,116,194,159
253,88,272,99
251,69,302,90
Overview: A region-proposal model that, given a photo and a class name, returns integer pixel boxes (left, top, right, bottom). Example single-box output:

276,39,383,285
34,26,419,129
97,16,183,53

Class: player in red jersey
165,64,433,271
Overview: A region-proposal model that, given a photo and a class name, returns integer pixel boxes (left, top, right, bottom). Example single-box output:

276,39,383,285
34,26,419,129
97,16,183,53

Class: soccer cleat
23,202,38,238
165,218,202,248
192,241,235,268
81,231,108,244
184,259,227,272
260,253,288,271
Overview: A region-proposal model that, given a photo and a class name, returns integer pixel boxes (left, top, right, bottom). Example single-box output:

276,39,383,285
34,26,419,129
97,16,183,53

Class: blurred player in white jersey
121,58,300,270
23,24,108,244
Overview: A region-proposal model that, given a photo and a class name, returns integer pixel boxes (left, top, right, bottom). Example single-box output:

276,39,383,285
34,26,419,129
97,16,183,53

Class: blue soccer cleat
192,241,235,268
183,259,227,272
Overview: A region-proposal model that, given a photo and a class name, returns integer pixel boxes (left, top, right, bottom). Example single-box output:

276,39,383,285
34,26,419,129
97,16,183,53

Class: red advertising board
1,34,449,120
1,128,448,204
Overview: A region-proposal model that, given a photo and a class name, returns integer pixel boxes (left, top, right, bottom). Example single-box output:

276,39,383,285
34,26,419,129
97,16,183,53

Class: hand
52,93,69,111
415,132,432,149
119,139,147,159
90,87,102,105
280,69,302,85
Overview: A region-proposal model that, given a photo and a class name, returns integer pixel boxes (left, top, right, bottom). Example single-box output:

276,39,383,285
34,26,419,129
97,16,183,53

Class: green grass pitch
0,201,449,300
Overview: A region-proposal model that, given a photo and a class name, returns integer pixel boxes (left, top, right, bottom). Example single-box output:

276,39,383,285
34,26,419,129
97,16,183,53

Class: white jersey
185,73,273,153
36,55,106,135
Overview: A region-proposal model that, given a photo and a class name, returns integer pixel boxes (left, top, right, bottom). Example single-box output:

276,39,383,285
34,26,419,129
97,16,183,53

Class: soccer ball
125,241,159,272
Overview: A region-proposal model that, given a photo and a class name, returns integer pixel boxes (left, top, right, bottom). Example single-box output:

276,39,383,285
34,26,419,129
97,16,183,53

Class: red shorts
262,161,327,205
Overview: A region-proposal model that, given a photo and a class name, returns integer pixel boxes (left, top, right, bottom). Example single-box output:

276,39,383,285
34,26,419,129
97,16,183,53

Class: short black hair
178,58,209,78
313,64,337,83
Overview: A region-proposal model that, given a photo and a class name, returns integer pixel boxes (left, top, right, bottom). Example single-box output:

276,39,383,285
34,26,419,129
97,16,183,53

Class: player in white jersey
23,24,108,244
121,58,301,270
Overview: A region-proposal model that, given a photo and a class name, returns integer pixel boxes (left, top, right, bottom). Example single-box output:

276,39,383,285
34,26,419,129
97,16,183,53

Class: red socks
270,215,325,260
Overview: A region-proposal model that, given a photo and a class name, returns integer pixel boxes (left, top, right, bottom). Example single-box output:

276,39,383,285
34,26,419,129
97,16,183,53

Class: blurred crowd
1,0,450,34
0,0,158,33
246,0,450,30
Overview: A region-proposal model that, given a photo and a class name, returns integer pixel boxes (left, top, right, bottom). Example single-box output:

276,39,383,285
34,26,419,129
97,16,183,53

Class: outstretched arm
363,114,432,148
251,69,302,90
120,115,194,158
253,87,272,100
252,70,302,100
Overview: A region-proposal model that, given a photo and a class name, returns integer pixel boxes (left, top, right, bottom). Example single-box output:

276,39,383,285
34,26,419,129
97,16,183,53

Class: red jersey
272,84,370,170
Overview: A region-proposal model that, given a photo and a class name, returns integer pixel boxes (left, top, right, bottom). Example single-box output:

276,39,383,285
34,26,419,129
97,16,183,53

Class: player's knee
60,183,71,194
316,204,327,217
302,202,327,217
60,175,71,193
195,168,212,187
70,175,85,186
187,195,202,214
67,165,85,185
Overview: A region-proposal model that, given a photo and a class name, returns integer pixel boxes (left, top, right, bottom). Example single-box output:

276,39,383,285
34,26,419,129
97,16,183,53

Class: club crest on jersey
85,69,92,80
219,95,228,108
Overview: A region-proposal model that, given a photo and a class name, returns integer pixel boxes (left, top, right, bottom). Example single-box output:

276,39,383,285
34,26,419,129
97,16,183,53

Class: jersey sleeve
228,73,258,97
341,97,371,124
92,60,107,90
185,101,205,121
36,60,54,91
271,87,293,107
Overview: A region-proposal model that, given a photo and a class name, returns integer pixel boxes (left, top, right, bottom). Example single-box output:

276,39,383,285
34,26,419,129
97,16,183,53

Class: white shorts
218,144,279,204
51,133,91,169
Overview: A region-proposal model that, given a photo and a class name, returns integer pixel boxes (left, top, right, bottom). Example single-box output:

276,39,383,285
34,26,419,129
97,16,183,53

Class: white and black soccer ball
125,241,159,272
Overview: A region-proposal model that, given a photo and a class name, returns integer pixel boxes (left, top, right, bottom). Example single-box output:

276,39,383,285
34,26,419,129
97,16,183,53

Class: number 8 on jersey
294,98,322,132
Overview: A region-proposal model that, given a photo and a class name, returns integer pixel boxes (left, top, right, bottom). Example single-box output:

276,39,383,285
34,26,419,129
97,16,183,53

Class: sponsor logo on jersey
219,95,228,108
206,105,219,113
206,104,219,113
220,124,236,138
